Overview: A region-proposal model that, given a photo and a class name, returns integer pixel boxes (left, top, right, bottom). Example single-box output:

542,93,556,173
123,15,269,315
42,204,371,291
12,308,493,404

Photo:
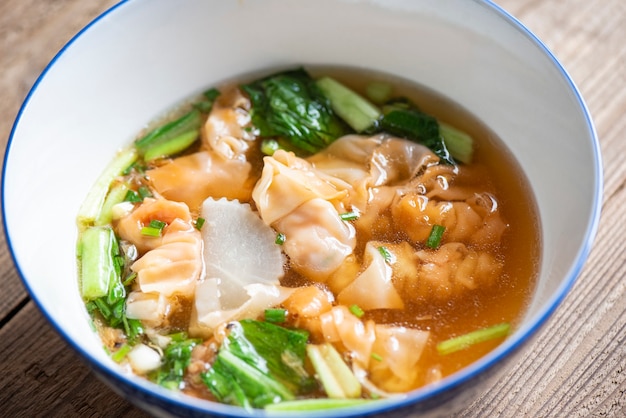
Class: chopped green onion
203,87,221,101
349,304,364,318
138,185,152,199
437,323,511,355
275,232,286,245
370,352,383,362
426,224,446,249
141,227,161,237
124,318,144,343
339,211,359,221
264,308,287,323
365,81,393,104
124,190,142,203
195,217,206,230
261,139,281,156
377,246,393,264
111,344,132,363
141,219,167,237
122,272,137,287
194,88,221,113
149,219,167,229
265,398,372,411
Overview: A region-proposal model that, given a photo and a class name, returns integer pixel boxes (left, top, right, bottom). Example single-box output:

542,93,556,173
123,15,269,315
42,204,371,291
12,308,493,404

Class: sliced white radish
200,197,285,299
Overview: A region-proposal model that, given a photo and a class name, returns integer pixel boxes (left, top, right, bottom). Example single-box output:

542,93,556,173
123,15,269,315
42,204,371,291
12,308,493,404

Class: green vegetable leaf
379,100,455,165
241,68,350,154
201,320,317,409
150,334,202,390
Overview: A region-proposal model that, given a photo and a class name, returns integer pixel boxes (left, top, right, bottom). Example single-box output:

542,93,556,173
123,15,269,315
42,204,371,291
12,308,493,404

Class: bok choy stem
440,122,474,164
95,183,129,226
77,147,137,230
315,76,381,133
306,343,361,399
79,226,119,300
135,109,202,161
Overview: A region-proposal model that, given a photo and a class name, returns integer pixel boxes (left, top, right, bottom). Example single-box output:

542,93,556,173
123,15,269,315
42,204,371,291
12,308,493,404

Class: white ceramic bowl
2,0,602,417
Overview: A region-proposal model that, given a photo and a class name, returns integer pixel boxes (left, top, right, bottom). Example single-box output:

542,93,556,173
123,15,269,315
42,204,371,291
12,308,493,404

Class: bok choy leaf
241,68,350,154
201,320,316,408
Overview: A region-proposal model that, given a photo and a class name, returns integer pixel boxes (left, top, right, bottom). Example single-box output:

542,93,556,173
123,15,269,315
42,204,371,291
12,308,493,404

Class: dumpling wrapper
190,279,294,337
337,241,404,310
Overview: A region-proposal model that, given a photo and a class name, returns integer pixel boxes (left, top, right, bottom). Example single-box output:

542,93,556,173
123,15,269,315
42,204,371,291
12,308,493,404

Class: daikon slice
201,197,285,294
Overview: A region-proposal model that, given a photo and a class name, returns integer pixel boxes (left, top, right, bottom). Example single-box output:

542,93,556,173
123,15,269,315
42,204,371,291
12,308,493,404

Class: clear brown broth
301,66,541,382
106,66,541,394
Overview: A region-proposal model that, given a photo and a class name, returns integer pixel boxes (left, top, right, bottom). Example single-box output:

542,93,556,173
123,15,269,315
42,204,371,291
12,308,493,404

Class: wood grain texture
1,0,624,417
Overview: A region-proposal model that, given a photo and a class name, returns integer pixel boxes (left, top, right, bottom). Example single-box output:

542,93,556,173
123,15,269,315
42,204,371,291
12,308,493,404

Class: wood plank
0,302,148,417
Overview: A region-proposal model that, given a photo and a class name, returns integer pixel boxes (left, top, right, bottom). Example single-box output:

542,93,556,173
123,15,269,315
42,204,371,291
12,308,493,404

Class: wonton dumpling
253,150,349,225
396,242,504,300
274,198,356,282
147,151,253,212
392,192,507,247
131,218,203,297
337,241,405,311
202,88,256,161
368,325,430,393
309,134,438,210
116,197,193,254
318,306,377,367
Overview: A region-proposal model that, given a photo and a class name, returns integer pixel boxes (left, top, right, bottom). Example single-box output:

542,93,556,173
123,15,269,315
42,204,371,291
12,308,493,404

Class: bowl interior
3,0,601,416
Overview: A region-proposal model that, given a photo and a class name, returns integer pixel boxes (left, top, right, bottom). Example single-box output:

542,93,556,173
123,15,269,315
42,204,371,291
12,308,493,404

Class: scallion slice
437,323,511,355
377,246,393,264
141,219,167,237
275,232,286,245
264,308,287,323
124,190,142,203
370,352,383,362
195,217,206,231
138,185,153,199
261,139,281,156
349,304,364,318
426,224,446,249
339,211,359,221
111,343,132,363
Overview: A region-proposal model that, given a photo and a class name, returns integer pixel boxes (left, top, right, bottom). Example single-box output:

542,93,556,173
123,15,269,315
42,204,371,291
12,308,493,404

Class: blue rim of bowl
2,0,603,417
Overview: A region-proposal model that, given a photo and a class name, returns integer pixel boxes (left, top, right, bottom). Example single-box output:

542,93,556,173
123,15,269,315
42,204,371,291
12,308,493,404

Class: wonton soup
76,67,540,411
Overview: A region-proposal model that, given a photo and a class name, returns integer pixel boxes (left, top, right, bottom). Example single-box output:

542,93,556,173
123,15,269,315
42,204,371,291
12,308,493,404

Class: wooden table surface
1,0,624,417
